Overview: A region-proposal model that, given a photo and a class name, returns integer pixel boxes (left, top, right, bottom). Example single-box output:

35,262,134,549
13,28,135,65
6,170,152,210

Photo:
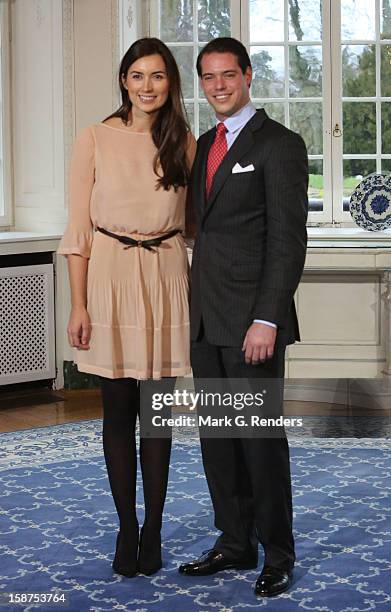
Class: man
179,38,308,597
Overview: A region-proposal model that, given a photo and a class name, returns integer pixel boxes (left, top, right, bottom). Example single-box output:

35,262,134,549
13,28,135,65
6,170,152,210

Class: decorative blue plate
349,173,391,231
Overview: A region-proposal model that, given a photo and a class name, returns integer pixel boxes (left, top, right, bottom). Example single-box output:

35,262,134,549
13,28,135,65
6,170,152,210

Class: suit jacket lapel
196,129,215,212
202,109,268,222
206,128,254,209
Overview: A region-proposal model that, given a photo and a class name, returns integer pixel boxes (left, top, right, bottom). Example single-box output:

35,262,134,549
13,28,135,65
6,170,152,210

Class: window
149,0,241,134
243,0,327,220
336,0,391,221
148,0,391,225
0,0,11,227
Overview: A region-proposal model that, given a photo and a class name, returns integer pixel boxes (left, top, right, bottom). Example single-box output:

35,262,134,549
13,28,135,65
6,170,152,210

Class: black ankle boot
137,526,162,575
112,525,139,578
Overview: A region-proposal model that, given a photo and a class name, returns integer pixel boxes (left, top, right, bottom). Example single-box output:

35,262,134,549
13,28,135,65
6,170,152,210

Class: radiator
0,264,56,385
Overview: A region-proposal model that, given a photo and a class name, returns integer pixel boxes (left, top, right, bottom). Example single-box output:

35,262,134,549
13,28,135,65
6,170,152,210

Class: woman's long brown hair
104,38,191,191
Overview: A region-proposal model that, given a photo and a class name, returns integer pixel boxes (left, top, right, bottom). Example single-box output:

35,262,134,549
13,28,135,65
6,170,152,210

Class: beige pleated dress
57,122,196,380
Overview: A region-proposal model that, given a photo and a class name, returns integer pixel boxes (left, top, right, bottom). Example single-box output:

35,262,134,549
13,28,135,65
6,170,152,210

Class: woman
57,38,196,577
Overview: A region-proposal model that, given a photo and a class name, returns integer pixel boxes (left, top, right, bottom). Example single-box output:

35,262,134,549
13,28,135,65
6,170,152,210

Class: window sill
0,231,62,243
0,232,62,256
308,227,391,246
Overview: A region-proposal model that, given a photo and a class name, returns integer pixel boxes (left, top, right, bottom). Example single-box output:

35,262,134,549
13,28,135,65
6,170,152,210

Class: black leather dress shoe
254,565,292,597
178,549,257,576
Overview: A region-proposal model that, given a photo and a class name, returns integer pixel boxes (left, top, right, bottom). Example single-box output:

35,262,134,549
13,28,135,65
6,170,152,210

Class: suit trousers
190,324,295,571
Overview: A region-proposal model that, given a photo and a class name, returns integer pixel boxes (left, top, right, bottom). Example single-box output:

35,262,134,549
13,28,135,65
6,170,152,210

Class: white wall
10,0,135,373
73,0,119,132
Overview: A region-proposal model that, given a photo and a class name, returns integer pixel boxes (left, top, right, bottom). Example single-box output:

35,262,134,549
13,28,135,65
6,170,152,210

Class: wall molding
62,0,74,207
118,0,144,58
13,0,65,229
112,0,120,109
33,0,45,28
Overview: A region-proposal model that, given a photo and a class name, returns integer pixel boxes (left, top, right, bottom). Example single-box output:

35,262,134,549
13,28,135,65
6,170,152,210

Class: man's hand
242,322,277,364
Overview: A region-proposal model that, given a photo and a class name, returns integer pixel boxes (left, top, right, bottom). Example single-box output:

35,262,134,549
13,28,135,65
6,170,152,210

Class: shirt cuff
253,319,277,329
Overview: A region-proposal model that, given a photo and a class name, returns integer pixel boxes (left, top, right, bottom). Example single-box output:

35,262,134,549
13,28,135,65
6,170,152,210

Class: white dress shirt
216,102,277,330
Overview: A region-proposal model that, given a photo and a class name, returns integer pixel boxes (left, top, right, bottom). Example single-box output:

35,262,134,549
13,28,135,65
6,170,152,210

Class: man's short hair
196,37,252,76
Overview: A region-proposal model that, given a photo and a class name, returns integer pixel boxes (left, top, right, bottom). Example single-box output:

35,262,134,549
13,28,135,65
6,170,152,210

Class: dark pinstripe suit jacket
189,109,309,347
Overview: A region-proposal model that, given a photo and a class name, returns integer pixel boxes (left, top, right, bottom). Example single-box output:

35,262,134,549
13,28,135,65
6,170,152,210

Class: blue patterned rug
0,421,390,611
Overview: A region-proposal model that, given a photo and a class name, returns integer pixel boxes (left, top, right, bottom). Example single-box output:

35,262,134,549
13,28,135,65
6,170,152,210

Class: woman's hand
67,305,91,350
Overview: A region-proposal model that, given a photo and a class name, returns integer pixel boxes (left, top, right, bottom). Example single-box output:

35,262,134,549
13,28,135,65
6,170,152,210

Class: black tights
100,376,173,571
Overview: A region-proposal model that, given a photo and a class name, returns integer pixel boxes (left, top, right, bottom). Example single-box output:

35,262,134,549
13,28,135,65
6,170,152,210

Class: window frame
241,0,333,224
0,0,13,228
332,0,391,223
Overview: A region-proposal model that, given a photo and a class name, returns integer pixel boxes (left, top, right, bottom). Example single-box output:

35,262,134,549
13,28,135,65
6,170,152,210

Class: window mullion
307,0,333,224
284,0,289,128
376,0,382,174
330,0,344,222
147,0,159,37
231,0,242,41
193,0,199,137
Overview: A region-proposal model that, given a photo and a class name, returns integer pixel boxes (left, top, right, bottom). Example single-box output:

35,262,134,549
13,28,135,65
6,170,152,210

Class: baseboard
61,364,391,411
286,378,391,411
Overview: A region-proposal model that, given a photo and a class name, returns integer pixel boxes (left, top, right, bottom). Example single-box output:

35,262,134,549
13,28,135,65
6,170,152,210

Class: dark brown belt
97,227,180,251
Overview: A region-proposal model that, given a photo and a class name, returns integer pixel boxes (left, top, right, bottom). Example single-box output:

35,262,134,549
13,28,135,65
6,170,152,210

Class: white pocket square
232,162,255,174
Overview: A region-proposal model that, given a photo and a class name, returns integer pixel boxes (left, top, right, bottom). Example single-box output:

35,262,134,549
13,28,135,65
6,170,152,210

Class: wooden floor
0,386,388,434
0,388,102,433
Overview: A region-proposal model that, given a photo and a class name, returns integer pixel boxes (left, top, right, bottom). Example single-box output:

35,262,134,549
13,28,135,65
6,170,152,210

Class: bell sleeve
57,126,95,259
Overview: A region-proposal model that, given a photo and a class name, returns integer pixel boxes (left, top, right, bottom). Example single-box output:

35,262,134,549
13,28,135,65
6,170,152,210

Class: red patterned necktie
206,122,228,198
